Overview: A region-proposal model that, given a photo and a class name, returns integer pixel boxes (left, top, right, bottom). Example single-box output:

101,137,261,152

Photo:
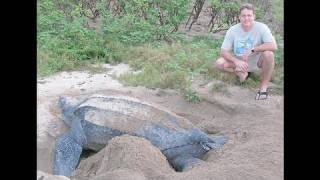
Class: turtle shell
72,94,194,134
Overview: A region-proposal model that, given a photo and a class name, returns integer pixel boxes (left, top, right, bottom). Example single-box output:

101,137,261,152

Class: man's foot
236,71,248,83
236,72,251,85
245,72,252,80
255,91,268,100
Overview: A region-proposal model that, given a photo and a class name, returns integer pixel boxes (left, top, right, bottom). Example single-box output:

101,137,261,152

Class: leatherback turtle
54,94,227,177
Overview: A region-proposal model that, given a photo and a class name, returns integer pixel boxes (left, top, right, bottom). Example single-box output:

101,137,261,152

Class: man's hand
234,59,248,72
220,49,248,72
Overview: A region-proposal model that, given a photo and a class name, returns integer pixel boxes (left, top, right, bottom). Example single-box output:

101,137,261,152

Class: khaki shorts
237,52,262,72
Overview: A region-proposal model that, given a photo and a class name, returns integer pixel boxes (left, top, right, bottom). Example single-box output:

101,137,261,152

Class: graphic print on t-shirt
235,38,253,57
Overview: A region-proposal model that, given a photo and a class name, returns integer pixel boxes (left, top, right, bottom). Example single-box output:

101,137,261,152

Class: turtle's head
58,96,77,110
58,95,80,127
190,128,227,151
200,135,227,151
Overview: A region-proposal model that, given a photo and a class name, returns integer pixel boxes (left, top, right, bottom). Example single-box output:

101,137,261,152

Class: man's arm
252,42,277,52
255,25,277,52
242,42,277,61
220,49,239,63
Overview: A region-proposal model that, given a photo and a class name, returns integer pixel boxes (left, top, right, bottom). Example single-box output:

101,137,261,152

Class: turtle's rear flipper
53,132,83,177
171,155,204,171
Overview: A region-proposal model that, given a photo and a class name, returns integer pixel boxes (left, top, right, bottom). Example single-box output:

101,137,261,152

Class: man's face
239,8,255,28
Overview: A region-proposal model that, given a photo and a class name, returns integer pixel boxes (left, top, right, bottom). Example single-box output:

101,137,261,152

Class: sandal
255,91,268,100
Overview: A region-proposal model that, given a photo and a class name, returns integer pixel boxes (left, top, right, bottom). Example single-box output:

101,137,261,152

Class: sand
37,63,283,180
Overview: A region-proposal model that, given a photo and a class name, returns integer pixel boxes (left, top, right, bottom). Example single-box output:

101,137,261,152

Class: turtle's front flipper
54,119,87,177
53,132,83,177
170,155,204,171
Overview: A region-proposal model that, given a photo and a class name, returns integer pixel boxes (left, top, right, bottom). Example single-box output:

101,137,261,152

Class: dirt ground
37,63,283,180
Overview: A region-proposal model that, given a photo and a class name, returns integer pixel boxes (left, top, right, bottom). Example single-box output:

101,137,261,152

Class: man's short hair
240,3,255,14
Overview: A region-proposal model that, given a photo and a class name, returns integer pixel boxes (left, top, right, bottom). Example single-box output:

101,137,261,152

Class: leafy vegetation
184,88,201,103
38,0,192,75
117,36,222,90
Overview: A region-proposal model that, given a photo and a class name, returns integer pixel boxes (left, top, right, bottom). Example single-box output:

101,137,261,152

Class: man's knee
215,57,226,70
262,51,274,61
260,51,275,67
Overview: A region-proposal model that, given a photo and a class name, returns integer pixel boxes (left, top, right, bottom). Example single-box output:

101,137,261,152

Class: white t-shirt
221,21,276,57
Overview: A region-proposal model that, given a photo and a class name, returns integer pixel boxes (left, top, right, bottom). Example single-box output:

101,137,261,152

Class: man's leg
257,51,275,92
215,57,248,82
215,57,235,72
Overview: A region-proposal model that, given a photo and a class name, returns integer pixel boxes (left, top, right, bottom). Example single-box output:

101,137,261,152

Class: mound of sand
73,135,175,179
91,168,146,180
37,170,70,180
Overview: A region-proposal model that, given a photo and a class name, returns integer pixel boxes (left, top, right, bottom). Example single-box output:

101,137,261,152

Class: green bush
98,0,191,44
38,0,194,76
184,88,201,103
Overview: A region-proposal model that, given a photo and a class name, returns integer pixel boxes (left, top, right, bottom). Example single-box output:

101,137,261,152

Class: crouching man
215,3,277,100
